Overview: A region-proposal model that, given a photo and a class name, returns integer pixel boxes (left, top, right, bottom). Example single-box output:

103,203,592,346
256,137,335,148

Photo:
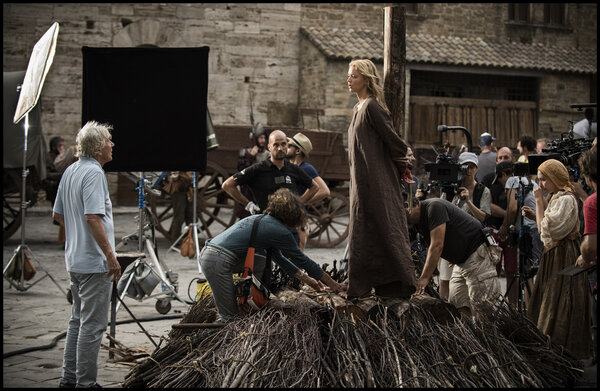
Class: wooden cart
148,125,350,248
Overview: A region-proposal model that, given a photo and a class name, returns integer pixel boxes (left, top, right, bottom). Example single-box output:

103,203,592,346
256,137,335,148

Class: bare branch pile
122,286,583,388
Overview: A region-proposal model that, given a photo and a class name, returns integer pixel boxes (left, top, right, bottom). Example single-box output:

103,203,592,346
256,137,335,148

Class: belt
205,242,238,263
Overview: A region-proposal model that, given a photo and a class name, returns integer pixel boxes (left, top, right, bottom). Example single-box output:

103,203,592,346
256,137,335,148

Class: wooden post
383,5,406,138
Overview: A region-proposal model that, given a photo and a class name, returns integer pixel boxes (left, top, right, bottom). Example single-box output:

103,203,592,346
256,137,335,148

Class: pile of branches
123,289,583,388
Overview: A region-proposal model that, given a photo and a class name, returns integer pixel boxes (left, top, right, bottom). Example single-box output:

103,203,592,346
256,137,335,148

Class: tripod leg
167,225,190,253
115,266,138,313
193,224,202,265
109,283,117,360
2,245,25,290
25,246,68,297
115,292,158,348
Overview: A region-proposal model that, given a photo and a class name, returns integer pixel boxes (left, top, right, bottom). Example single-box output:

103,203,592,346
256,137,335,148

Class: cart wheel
195,161,238,238
148,162,238,241
148,191,175,241
306,191,350,248
155,298,171,314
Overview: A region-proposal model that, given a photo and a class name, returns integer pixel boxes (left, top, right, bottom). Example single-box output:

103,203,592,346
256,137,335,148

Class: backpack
472,182,485,209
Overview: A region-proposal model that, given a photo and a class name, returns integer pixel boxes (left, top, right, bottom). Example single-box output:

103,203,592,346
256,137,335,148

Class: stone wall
406,3,597,49
300,3,596,144
3,3,387,148
538,73,594,137
3,3,596,204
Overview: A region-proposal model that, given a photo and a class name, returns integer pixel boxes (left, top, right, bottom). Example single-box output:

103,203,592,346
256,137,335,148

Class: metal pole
138,173,145,253
17,114,30,286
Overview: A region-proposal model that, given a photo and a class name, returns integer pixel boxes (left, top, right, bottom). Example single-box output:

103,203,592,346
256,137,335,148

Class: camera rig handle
437,125,473,151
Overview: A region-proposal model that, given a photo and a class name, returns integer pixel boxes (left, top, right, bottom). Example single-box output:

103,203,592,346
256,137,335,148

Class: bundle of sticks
122,262,583,388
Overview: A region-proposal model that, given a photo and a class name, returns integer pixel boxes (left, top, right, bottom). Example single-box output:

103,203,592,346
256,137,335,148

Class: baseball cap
287,133,313,156
478,132,496,147
492,161,513,184
458,152,478,167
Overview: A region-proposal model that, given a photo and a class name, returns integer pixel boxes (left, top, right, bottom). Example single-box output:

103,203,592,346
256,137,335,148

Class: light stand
115,173,193,313
503,176,534,314
167,172,205,273
3,22,65,297
2,112,67,297
109,173,193,357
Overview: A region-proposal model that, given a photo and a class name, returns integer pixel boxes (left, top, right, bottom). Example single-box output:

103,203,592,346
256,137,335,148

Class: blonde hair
76,121,113,158
349,59,389,113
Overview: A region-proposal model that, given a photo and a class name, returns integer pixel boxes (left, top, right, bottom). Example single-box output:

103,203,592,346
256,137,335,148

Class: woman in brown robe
523,159,592,359
345,59,416,299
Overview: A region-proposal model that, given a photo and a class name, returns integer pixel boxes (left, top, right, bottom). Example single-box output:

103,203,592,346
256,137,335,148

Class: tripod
3,113,67,298
167,172,204,274
504,176,534,314
115,173,193,314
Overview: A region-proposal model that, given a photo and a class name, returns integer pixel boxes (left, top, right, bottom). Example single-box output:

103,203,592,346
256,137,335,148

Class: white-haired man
53,121,121,388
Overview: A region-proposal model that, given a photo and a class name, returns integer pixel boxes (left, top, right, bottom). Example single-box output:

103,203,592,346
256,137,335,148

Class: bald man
223,129,318,214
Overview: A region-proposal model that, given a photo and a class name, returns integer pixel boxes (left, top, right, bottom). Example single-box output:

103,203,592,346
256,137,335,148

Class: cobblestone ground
3,202,595,388
3,202,347,388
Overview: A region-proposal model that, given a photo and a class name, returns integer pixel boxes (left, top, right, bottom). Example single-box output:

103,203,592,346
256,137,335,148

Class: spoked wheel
3,169,23,243
306,191,350,248
195,161,238,238
148,162,238,241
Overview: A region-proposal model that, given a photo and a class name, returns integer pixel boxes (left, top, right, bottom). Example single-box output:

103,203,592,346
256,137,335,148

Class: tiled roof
300,26,597,74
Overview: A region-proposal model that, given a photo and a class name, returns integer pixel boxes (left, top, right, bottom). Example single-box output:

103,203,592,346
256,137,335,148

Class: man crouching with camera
405,197,502,318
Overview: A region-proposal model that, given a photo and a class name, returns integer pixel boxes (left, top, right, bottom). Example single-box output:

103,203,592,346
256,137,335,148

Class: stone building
3,3,597,201
300,3,597,151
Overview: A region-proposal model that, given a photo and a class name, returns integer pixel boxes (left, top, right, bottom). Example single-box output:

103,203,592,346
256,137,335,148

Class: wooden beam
383,5,406,138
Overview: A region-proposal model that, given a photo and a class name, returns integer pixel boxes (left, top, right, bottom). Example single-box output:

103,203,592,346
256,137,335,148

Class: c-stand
504,175,535,314
167,171,204,272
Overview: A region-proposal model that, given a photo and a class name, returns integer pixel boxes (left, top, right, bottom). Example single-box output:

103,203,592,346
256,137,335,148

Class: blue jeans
62,272,112,387
199,246,266,322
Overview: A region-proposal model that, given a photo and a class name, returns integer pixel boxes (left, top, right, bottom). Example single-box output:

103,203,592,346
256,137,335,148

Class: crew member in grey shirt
475,132,498,183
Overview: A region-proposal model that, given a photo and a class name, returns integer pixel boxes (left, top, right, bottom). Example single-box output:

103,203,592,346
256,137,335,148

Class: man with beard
286,132,330,249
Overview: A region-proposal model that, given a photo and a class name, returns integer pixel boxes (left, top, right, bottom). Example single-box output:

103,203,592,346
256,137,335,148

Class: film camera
424,151,468,188
528,135,594,181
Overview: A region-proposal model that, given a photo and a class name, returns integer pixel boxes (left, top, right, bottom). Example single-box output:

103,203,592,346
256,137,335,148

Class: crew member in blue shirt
200,188,346,322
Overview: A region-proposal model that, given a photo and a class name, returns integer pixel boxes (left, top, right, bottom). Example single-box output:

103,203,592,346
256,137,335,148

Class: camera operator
522,159,592,359
405,197,501,318
498,162,543,306
572,107,597,140
485,161,518,303
517,135,536,163
436,152,491,300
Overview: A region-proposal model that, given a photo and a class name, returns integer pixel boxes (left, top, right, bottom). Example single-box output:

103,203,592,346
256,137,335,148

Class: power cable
3,313,183,359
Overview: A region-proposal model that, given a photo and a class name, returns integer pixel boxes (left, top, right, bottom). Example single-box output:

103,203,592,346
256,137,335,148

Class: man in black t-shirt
405,198,502,317
223,129,318,213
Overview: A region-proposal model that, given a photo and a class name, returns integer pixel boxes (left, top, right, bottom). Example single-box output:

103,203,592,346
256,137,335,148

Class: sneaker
59,379,76,388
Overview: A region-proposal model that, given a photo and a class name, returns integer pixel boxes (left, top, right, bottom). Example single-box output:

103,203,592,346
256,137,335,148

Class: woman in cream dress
523,159,592,359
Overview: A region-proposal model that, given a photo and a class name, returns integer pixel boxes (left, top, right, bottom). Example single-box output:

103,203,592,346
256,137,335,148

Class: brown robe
346,97,416,298
527,221,593,359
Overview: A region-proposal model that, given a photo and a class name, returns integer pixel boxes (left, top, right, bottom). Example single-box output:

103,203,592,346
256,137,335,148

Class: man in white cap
437,151,492,300
475,132,497,183
286,132,330,249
